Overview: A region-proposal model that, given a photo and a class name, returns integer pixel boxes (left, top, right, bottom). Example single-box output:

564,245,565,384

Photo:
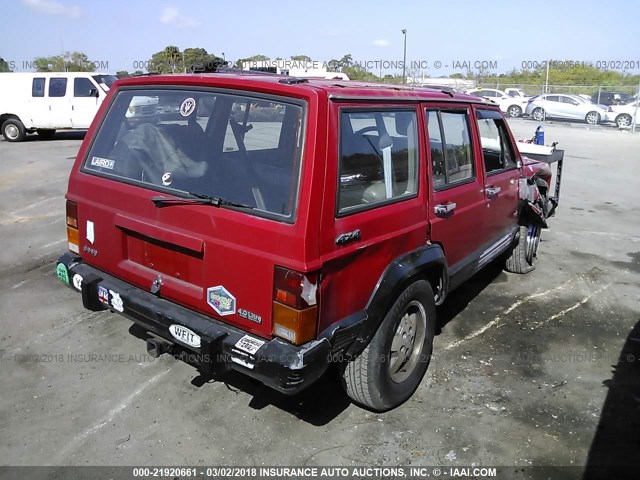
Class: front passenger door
475,108,520,255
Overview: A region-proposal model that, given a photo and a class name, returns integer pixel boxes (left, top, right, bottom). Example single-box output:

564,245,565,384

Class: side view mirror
89,88,99,98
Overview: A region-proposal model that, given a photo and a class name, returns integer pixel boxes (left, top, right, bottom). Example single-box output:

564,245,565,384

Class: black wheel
507,105,522,118
36,129,56,140
615,114,633,128
585,111,600,125
2,118,26,142
504,225,541,274
342,280,435,411
532,108,545,122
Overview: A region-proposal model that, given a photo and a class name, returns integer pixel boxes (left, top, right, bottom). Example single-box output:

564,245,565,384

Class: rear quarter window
338,109,419,213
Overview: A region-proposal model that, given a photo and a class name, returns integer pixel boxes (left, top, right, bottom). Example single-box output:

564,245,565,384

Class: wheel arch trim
345,243,448,357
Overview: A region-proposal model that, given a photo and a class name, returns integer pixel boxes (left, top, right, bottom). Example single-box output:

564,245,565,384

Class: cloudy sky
2,0,639,75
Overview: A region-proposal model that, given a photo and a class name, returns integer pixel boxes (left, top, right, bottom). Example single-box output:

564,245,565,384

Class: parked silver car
525,94,608,125
605,99,640,128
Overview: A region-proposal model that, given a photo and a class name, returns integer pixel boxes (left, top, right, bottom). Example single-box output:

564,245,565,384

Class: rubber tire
532,108,545,122
2,118,26,142
36,129,56,140
507,105,522,118
342,280,435,412
585,111,600,125
504,225,539,274
615,114,632,128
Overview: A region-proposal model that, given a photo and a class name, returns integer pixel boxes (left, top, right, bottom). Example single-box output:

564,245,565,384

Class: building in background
242,60,349,80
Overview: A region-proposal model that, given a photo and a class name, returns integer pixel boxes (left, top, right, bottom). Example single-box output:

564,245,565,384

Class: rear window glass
83,88,305,222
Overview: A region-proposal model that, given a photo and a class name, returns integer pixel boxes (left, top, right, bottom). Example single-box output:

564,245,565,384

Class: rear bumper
56,253,332,395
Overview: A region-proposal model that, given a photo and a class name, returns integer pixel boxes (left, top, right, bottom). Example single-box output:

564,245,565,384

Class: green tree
234,54,270,69
148,45,181,73
116,70,130,78
0,57,12,72
148,46,226,73
290,54,312,62
33,51,96,72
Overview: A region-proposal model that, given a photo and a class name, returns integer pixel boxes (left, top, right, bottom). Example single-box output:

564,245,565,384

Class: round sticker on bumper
56,263,69,284
72,273,83,291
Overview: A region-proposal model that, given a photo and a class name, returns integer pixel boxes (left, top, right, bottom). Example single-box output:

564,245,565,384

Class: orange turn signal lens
67,226,80,254
272,302,317,346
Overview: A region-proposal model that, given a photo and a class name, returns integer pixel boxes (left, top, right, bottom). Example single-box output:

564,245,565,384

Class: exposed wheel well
0,114,21,125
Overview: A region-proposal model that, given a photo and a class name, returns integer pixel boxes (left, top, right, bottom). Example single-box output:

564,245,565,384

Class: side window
546,95,560,103
48,78,67,97
338,109,419,213
476,109,517,174
32,78,45,97
427,109,475,189
427,111,446,188
74,77,96,97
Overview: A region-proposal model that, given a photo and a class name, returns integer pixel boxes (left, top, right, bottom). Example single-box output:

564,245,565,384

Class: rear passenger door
319,106,425,332
474,108,520,252
425,107,487,276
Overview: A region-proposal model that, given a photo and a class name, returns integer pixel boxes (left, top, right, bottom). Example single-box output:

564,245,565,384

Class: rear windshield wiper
151,193,254,210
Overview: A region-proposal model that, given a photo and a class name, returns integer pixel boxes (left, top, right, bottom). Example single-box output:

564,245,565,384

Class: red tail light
272,266,319,345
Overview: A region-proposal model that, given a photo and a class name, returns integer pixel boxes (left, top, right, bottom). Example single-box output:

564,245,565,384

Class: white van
0,72,117,142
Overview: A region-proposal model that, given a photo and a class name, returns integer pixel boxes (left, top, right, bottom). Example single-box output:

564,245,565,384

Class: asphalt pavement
0,122,639,477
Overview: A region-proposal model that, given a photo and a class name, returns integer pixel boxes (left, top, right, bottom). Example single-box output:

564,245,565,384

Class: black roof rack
278,77,309,85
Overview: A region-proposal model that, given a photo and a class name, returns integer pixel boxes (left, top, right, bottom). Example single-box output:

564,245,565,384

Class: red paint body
66,74,541,342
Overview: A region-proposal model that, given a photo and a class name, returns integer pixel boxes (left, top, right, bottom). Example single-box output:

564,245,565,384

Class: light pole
401,29,407,83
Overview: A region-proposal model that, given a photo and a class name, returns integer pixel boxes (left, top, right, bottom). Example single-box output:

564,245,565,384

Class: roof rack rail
190,64,280,76
278,77,309,85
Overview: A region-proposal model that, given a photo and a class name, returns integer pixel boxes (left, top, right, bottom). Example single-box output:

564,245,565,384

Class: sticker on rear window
90,156,115,170
180,98,196,117
234,335,265,355
161,172,173,186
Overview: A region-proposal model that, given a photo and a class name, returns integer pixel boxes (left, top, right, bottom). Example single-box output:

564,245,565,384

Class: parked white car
605,100,640,128
505,88,530,100
466,88,529,117
525,94,608,125
0,72,116,142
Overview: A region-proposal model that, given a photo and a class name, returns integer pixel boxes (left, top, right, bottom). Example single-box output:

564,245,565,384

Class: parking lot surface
0,122,639,475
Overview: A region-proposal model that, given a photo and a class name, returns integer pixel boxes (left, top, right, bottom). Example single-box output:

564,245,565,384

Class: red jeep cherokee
56,73,560,411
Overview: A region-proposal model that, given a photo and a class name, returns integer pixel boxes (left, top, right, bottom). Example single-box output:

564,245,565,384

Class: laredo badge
207,286,236,316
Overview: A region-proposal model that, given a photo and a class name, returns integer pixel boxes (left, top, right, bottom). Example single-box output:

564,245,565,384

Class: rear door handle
485,186,501,196
434,202,456,215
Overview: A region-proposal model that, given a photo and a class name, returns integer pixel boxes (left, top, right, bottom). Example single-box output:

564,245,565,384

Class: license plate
234,335,265,355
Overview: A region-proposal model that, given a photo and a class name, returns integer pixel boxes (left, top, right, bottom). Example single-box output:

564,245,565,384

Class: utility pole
402,29,407,84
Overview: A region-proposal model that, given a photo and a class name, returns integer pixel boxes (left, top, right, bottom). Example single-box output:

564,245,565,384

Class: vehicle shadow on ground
18,131,87,142
128,324,351,425
582,319,640,480
435,260,507,335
